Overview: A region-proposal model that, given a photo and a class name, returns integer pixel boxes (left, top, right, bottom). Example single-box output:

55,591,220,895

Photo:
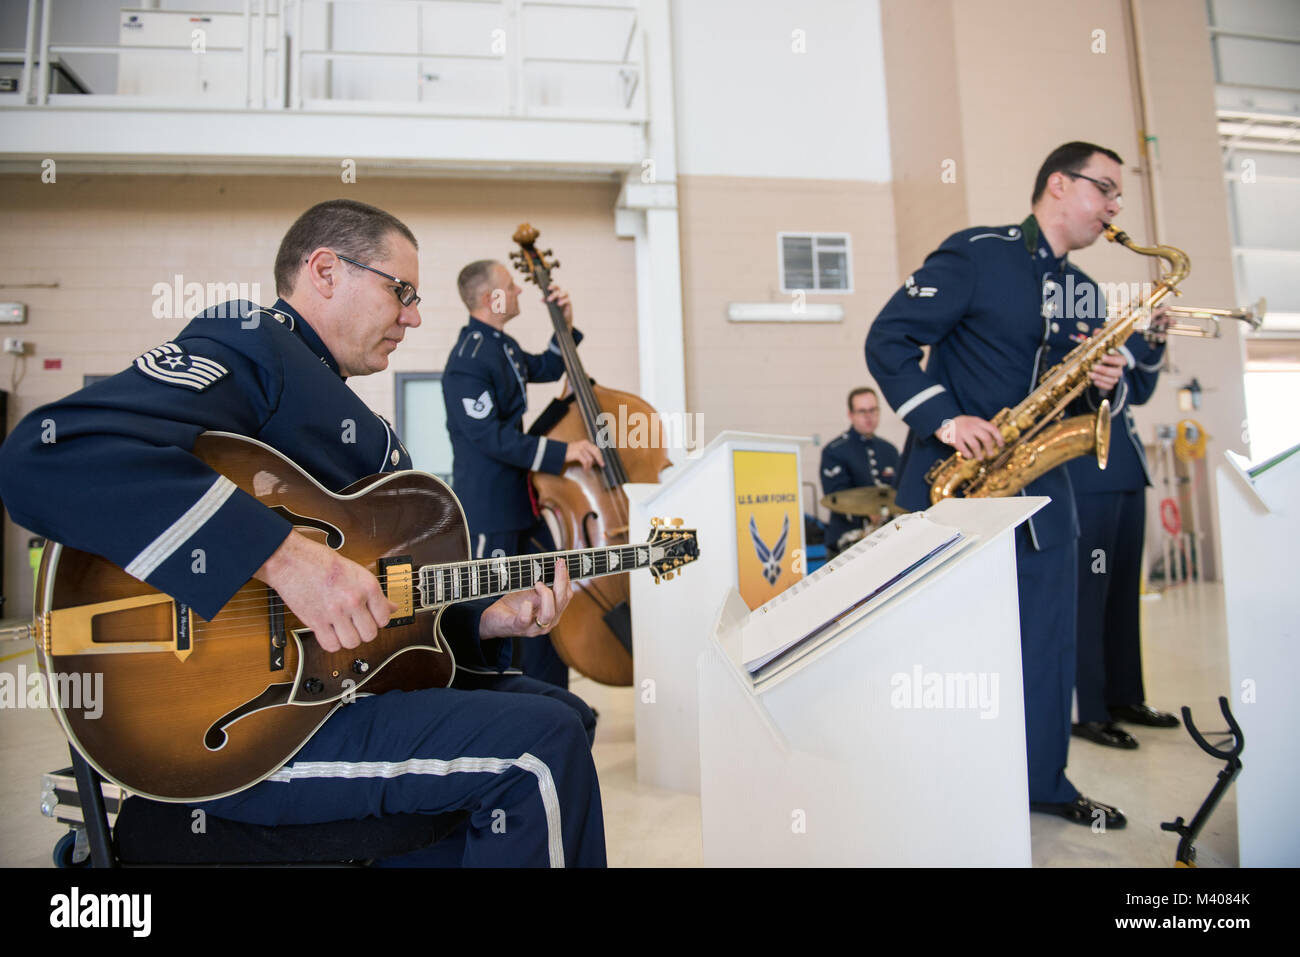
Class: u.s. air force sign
732,450,803,610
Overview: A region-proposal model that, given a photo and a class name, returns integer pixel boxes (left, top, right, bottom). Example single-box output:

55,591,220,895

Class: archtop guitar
32,432,699,802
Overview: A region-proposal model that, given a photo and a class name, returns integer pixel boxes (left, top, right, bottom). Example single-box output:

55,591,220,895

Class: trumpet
1153,298,1266,338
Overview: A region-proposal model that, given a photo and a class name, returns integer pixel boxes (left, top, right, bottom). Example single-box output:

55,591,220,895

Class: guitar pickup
377,557,415,626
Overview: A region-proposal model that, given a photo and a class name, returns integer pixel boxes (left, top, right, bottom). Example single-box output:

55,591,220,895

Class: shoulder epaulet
966,225,1022,244
452,328,487,361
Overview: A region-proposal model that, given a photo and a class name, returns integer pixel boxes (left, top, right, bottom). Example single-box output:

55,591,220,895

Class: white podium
698,497,1044,866
626,430,809,793
1217,446,1300,867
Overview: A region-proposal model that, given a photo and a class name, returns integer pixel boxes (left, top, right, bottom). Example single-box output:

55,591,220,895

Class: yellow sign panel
733,450,804,610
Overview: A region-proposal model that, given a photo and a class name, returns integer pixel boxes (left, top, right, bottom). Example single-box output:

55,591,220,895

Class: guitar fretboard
419,544,654,607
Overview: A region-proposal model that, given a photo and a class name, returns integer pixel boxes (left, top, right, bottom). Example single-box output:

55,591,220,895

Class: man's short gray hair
456,260,501,311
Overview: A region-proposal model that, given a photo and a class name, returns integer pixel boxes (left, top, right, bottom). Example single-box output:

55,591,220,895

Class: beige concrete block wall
879,0,970,282
676,174,904,508
0,173,636,616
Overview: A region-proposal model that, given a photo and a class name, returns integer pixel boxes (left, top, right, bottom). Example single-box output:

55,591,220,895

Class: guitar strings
56,542,693,644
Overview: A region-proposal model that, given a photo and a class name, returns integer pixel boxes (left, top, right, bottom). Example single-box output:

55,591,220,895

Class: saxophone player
866,142,1131,829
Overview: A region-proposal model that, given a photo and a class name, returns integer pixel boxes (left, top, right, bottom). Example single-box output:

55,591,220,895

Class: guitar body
34,432,468,802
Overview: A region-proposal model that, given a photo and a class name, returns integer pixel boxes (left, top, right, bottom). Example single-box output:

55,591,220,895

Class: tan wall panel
880,0,970,281
676,174,903,510
0,173,635,615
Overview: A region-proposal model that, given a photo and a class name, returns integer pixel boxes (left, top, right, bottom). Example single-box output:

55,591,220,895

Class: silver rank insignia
134,342,229,391
462,390,494,420
905,274,937,298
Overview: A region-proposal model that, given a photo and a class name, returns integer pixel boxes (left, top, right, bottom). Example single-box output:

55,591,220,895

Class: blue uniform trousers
1016,526,1079,805
193,675,605,867
474,520,571,690
1075,490,1147,721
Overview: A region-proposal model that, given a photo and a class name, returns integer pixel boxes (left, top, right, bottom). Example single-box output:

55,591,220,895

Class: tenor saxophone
926,225,1190,504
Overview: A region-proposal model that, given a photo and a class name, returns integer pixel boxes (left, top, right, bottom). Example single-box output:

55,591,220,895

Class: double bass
510,224,672,686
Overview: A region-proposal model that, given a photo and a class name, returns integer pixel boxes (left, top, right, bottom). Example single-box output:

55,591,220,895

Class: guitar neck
418,542,649,608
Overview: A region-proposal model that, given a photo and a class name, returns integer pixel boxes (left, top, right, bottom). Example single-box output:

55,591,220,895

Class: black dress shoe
1030,795,1127,829
1110,703,1180,728
1072,720,1139,749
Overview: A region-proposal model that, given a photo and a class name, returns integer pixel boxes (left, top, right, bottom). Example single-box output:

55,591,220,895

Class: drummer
820,387,901,558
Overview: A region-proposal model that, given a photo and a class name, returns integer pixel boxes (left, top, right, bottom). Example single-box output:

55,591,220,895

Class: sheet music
741,512,964,675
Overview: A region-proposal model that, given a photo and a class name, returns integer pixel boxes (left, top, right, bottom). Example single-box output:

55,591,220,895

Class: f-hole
268,506,344,549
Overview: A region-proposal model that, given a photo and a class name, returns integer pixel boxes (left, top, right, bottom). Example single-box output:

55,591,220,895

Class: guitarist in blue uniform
442,259,604,690
0,200,606,866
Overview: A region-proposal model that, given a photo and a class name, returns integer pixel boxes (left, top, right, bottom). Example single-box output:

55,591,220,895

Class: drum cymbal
821,485,898,516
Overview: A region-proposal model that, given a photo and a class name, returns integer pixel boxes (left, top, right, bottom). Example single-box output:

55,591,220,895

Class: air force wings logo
749,513,789,586
462,390,493,420
134,342,228,391
823,464,843,478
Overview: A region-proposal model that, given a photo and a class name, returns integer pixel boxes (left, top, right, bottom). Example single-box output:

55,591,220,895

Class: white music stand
1218,446,1300,867
698,496,1043,866
625,430,809,793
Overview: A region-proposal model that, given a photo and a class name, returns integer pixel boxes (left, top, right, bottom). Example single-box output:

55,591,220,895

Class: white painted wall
670,0,891,181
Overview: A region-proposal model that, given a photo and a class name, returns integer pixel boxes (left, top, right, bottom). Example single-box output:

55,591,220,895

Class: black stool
59,746,467,867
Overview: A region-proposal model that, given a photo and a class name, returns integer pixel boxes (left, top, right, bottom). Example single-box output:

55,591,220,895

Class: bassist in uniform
442,259,604,689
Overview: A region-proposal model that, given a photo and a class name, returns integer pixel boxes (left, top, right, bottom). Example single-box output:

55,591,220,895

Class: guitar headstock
646,517,700,583
509,223,560,287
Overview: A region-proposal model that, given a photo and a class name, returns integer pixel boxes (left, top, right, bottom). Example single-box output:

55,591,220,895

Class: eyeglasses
335,254,421,307
1065,171,1124,208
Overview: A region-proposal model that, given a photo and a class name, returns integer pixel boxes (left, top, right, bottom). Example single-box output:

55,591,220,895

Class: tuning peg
664,571,674,581
670,518,683,527
653,576,661,585
651,517,662,527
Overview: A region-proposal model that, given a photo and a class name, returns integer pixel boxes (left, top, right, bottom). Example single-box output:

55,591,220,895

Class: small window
395,372,454,485
779,233,852,293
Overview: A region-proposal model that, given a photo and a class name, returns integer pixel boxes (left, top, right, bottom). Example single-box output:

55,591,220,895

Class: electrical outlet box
3,338,25,355
0,303,27,324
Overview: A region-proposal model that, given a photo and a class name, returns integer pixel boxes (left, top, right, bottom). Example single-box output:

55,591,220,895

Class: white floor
0,581,1236,867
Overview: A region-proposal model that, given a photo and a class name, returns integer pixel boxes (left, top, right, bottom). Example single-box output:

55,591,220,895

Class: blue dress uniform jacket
865,215,1109,551
866,215,1111,806
0,299,409,622
820,430,900,551
0,299,606,866
442,317,580,535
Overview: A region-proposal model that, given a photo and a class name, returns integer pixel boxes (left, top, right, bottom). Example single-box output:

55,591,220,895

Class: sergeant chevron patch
462,390,493,419
133,343,229,391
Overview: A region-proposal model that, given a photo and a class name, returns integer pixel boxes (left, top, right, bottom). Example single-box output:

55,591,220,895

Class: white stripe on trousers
264,754,566,867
